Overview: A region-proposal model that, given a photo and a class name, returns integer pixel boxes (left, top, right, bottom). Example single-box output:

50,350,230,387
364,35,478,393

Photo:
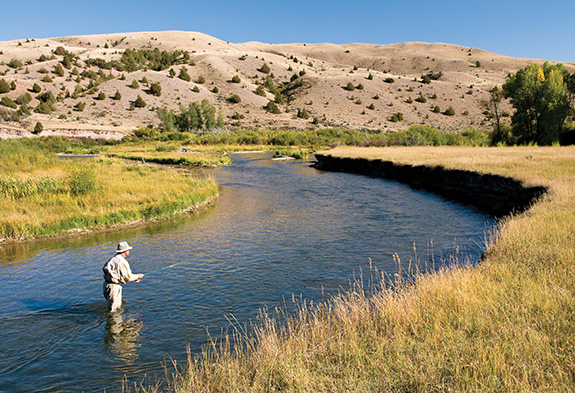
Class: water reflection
104,311,143,365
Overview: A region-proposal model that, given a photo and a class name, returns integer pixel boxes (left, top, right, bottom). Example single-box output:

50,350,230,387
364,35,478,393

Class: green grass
127,126,492,151
139,146,575,393
0,138,219,240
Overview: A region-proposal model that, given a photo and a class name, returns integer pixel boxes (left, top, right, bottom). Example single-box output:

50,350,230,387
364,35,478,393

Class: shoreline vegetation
0,137,219,242
137,145,574,392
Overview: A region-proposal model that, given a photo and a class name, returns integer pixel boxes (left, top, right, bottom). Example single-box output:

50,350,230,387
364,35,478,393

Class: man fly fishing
102,242,144,312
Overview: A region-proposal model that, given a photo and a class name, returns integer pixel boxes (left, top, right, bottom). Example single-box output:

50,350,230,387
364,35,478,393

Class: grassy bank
146,146,575,392
0,138,219,240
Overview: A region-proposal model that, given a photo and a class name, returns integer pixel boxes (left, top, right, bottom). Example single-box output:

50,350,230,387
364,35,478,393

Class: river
0,152,494,392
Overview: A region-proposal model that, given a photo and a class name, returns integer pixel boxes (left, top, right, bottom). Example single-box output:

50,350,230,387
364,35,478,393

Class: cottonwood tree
480,86,505,143
503,62,571,145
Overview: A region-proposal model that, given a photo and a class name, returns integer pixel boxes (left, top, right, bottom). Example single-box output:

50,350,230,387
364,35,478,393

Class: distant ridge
0,31,572,135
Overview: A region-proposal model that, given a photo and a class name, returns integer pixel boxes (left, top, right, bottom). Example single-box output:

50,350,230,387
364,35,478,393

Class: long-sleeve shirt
103,254,138,285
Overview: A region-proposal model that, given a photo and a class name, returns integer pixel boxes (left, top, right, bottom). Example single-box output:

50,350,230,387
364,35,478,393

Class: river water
0,153,494,392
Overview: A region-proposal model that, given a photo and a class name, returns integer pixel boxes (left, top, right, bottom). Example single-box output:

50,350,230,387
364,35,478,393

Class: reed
140,146,575,393
0,139,219,240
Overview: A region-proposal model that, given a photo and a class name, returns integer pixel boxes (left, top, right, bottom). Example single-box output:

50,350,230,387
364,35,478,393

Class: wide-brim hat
116,241,133,253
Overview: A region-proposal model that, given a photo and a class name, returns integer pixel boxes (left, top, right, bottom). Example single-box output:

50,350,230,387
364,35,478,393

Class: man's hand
135,273,144,283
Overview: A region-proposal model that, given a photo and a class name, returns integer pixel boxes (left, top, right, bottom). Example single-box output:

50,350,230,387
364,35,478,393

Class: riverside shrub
68,166,100,195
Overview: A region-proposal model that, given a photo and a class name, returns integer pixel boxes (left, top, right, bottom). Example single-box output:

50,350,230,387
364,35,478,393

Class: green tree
227,94,241,103
53,63,65,77
178,67,191,81
259,63,271,74
503,62,570,145
265,101,281,114
33,121,43,134
15,92,32,105
231,75,241,83
32,83,41,93
254,85,266,96
134,95,147,108
480,86,504,142
0,79,10,93
201,99,217,129
444,106,455,116
157,107,177,132
150,82,162,96
0,97,17,109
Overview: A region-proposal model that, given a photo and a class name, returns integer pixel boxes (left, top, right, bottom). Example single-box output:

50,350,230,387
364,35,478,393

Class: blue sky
1,0,573,62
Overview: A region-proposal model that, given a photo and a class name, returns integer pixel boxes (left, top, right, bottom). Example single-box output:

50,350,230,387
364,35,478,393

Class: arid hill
0,31,573,137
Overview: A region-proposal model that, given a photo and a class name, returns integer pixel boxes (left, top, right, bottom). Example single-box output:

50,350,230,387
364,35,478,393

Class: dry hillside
0,30,573,137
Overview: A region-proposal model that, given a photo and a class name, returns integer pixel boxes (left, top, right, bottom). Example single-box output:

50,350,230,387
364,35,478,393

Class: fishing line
142,251,219,276
143,261,189,276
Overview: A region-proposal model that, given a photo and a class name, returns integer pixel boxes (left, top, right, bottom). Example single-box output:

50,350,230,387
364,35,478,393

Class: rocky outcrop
314,154,547,217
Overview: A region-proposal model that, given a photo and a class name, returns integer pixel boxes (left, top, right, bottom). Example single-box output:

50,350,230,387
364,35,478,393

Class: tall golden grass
141,146,575,392
0,154,219,240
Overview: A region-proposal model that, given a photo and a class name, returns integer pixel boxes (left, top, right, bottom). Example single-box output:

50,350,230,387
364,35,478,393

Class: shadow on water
0,152,495,392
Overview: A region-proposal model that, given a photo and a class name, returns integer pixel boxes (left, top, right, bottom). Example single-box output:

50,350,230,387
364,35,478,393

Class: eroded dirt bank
314,153,547,217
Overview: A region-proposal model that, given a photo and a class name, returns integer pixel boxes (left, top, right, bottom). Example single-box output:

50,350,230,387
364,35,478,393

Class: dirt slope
0,31,572,137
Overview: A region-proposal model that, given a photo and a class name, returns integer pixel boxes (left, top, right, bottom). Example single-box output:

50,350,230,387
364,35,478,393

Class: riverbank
159,146,575,392
0,138,220,242
314,148,547,217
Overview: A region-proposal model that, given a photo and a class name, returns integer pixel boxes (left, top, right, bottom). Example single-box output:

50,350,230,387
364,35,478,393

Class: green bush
150,82,162,96
444,106,455,116
297,108,310,119
227,94,241,103
231,75,241,83
34,102,54,114
259,63,271,74
15,92,32,105
265,101,281,114
37,91,55,103
32,83,41,93
0,97,17,109
0,79,10,94
7,59,23,69
53,64,65,77
178,66,191,82
68,166,100,195
33,121,43,134
345,82,355,91
130,80,139,89
390,112,404,122
75,101,86,111
134,95,147,108
254,85,266,96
